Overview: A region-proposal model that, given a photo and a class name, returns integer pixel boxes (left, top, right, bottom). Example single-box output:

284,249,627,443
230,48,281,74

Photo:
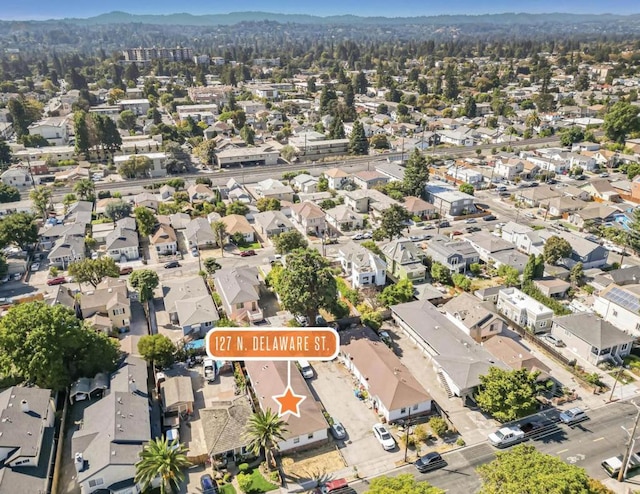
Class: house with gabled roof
188,183,216,203
185,217,218,248
551,313,634,365
323,168,350,190
151,224,177,255
324,205,365,233
337,242,386,289
0,386,56,494
213,267,263,323
442,292,507,343
201,395,253,462
221,214,255,243
244,360,328,452
71,353,150,494
255,179,294,202
339,327,431,423
403,196,437,220
381,238,426,282
163,276,220,336
105,219,139,262
482,336,551,377
79,277,131,333
291,173,319,193
290,201,326,236
253,210,294,238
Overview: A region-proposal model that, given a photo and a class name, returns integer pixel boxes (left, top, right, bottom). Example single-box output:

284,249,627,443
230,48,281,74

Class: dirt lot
281,443,346,485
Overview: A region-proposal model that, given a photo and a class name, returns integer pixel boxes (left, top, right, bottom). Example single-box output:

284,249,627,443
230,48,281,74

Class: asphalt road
350,400,640,493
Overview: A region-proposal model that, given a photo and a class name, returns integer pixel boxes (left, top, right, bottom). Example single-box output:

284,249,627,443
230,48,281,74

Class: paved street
349,400,640,493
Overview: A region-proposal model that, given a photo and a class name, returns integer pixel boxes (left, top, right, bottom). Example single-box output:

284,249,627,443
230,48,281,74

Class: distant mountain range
54,10,640,26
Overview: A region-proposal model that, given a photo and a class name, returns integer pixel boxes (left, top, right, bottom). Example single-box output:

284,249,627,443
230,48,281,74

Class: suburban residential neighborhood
2,7,640,494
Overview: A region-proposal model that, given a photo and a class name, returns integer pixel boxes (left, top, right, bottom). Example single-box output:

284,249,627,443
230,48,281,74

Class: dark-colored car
452,230,463,236
47,276,66,286
438,221,450,228
164,261,181,269
415,452,447,473
200,474,219,494
119,266,133,276
239,249,256,257
483,214,497,221
465,226,481,233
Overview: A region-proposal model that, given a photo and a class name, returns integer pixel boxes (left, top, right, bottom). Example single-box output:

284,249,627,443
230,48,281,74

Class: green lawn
220,484,237,494
238,469,278,493
238,242,262,251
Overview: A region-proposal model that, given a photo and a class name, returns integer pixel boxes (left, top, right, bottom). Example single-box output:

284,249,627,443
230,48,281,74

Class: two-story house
593,283,640,337
253,210,294,239
496,287,554,333
338,242,387,289
213,267,264,323
113,152,168,178
163,276,220,336
79,277,131,333
290,201,326,236
442,292,507,343
323,168,351,190
381,238,426,282
426,235,480,273
187,184,217,203
151,224,178,256
324,205,365,233
105,219,139,262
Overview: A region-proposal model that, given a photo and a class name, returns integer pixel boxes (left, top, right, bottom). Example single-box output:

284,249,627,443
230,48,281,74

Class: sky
1,0,638,20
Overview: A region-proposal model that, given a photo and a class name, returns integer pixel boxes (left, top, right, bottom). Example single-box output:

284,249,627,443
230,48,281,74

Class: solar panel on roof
607,287,640,313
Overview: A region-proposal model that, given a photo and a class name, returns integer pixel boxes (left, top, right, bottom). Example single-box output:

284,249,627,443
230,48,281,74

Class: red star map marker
273,361,306,418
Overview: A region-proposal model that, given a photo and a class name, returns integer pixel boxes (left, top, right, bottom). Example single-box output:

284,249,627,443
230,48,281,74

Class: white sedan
30,262,40,271
372,423,396,451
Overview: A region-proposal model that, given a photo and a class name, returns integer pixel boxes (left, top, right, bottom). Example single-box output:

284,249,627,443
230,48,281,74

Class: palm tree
525,111,541,131
242,409,287,471
211,220,228,257
73,178,96,201
135,437,191,494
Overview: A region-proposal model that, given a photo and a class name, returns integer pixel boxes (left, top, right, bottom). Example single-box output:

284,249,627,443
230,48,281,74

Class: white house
496,287,554,333
593,283,640,337
113,152,168,178
28,116,69,145
1,166,33,189
338,242,386,289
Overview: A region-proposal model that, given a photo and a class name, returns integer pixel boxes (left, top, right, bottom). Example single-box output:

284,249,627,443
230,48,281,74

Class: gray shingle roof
553,313,634,349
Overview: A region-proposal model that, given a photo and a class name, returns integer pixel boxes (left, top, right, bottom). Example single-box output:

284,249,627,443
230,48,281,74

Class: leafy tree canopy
138,334,176,368
543,235,572,265
0,212,38,250
373,204,412,241
69,256,120,288
0,302,119,390
134,206,157,237
378,279,414,307
365,474,444,494
129,269,160,303
475,367,542,422
603,101,640,144
403,148,429,198
105,199,133,221
0,183,20,203
273,230,308,255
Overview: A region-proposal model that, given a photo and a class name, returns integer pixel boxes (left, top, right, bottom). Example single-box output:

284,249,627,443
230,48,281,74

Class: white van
298,360,314,379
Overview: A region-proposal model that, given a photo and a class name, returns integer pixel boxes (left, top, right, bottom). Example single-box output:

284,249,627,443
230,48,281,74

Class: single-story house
162,276,220,336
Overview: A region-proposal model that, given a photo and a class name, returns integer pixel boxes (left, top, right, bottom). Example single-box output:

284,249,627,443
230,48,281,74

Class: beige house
253,210,294,238
323,168,350,190
151,224,178,255
79,277,131,332
213,267,263,323
290,201,326,236
221,214,255,243
442,292,506,343
403,196,437,220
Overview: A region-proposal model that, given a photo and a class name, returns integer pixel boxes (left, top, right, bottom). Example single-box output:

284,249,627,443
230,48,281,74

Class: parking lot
307,360,406,466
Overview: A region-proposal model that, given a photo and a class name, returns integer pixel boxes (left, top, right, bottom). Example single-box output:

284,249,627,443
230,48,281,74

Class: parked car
409,236,421,242
12,273,22,281
295,314,308,326
362,231,373,239
353,233,364,240
542,334,565,347
164,261,181,269
576,175,587,181
30,262,40,271
0,274,9,283
91,252,99,260
422,224,435,230
330,421,347,440
559,407,588,425
191,247,199,257
415,452,447,473
269,254,283,264
239,250,256,257
119,266,133,276
200,474,219,494
452,230,463,236
496,186,507,192
599,172,610,178
483,214,497,221
465,226,481,233
372,423,396,451
465,218,477,224
325,237,339,244
438,221,450,228
47,276,66,286
297,359,314,379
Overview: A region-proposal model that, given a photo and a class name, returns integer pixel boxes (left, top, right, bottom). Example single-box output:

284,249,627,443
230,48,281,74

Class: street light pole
619,402,640,482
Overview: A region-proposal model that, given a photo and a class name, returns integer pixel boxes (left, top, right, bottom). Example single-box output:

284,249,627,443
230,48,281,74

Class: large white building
496,287,554,334
113,152,168,178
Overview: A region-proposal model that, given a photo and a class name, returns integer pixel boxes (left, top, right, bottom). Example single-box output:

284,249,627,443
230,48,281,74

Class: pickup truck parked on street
488,421,547,448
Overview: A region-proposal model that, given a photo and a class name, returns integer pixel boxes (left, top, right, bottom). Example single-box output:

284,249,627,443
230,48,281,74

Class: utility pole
404,407,412,463
619,402,640,482
609,366,625,403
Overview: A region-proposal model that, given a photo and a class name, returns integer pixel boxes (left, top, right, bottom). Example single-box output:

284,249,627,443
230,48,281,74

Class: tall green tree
118,155,152,179
475,367,542,422
256,198,281,212
7,98,29,138
603,100,640,144
378,279,414,307
211,221,227,256
477,445,595,494
73,110,91,158
459,183,475,196
138,334,176,368
0,139,12,166
365,474,444,494
273,230,308,255
29,186,52,220
240,124,255,145
129,268,159,302
464,95,477,117
403,148,429,198
443,64,459,100
203,258,222,275
0,184,20,203
68,257,120,288
534,254,546,279
242,409,287,472
276,248,338,323
570,262,584,286
134,206,157,237
329,116,345,139
348,120,369,155
543,235,572,265
0,302,119,391
73,178,95,201
117,109,137,132
105,200,132,221
373,204,412,241
497,264,520,287
522,254,537,283
0,212,39,250
135,437,191,494
193,139,217,167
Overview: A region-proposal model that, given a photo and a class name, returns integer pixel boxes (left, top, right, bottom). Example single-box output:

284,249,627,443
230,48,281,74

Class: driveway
307,360,405,466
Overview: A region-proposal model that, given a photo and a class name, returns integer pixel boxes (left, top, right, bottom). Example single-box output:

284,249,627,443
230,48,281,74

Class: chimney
20,400,29,413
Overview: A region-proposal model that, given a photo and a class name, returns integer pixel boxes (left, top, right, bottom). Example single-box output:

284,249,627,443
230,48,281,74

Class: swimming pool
613,213,631,230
